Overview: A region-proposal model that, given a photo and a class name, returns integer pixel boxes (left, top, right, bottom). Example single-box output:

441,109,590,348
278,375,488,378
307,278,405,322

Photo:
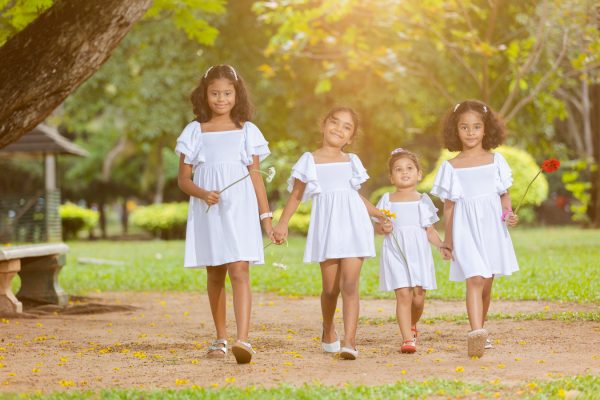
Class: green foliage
8,375,600,399
0,0,52,45
561,158,596,223
59,202,98,240
60,227,600,303
273,202,311,235
130,202,188,239
417,146,548,222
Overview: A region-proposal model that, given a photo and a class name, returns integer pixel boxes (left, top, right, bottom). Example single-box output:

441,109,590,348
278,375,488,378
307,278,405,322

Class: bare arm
248,155,274,239
426,225,444,249
177,155,219,205
273,178,306,242
360,194,386,221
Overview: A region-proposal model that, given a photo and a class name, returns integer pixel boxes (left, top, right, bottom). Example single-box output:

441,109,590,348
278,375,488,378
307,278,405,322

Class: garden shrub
59,202,99,240
131,202,188,239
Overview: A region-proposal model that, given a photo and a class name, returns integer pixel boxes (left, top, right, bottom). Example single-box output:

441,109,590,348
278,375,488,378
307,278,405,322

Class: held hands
272,222,288,245
506,212,519,227
381,218,393,234
439,242,453,261
260,218,276,244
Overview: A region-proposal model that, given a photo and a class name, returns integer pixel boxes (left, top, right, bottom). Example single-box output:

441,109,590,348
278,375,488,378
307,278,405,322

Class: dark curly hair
388,148,421,174
320,106,360,138
190,64,254,128
441,100,506,151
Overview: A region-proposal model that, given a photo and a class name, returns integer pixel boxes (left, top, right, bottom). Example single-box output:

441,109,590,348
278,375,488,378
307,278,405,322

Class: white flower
273,262,287,270
266,166,276,183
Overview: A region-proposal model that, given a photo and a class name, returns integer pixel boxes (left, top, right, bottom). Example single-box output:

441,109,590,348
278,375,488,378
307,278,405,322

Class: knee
322,286,340,300
207,270,226,286
396,288,412,303
227,269,249,286
339,280,359,297
467,276,485,289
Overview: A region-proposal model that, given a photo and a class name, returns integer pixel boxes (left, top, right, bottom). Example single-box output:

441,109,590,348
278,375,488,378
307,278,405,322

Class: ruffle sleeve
373,192,390,223
349,153,370,190
494,152,513,194
175,121,204,170
240,121,270,166
418,193,440,227
287,152,321,202
430,161,464,202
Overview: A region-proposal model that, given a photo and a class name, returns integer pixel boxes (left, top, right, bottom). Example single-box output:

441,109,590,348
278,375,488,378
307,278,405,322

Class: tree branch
0,0,152,148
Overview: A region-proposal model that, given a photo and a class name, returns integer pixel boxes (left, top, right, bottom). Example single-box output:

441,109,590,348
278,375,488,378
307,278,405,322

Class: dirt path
0,292,598,393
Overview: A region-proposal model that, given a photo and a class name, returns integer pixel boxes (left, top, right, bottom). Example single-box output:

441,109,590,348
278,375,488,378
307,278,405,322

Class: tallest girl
431,100,519,358
176,65,274,364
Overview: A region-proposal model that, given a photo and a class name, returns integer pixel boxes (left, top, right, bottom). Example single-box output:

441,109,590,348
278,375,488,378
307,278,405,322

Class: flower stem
514,169,541,215
205,169,271,213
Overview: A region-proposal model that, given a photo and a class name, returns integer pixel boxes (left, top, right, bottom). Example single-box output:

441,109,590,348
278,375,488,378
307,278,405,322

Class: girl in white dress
273,106,385,360
375,148,447,354
431,100,519,358
176,65,275,364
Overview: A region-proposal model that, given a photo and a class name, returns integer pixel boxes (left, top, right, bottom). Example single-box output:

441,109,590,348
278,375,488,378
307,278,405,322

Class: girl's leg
320,259,341,343
481,277,494,328
411,287,426,327
395,287,413,342
227,261,251,342
339,257,363,349
466,276,485,330
206,265,228,342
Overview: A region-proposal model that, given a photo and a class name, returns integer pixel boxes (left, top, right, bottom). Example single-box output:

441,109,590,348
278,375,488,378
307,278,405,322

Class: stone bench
0,243,69,314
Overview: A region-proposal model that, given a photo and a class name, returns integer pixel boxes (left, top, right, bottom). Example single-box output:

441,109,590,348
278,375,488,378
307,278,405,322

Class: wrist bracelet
501,208,513,221
259,212,273,221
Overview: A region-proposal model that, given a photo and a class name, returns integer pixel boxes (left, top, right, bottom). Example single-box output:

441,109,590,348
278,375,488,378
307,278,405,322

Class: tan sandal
207,339,228,358
467,329,487,358
232,340,255,364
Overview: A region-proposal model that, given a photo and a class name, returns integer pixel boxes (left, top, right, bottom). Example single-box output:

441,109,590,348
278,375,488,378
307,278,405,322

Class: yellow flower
191,359,200,365
455,366,464,372
225,377,236,383
379,209,396,219
59,380,75,387
175,379,188,385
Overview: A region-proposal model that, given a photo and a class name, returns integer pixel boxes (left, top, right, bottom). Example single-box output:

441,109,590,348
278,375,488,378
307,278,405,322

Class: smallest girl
375,148,449,354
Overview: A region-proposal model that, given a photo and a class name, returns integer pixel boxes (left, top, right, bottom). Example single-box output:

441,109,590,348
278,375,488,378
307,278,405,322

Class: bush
131,202,188,239
372,146,548,223
59,203,99,240
274,202,311,235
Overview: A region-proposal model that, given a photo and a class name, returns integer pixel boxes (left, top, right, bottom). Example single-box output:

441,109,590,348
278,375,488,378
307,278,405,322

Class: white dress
430,152,519,281
376,193,439,291
175,121,270,268
288,152,375,263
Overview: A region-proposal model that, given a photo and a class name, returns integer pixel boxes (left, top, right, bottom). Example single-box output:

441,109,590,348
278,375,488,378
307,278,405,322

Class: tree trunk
0,0,152,148
153,145,165,205
588,83,600,228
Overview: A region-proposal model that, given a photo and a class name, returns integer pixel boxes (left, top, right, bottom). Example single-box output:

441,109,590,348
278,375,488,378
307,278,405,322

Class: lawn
51,227,600,302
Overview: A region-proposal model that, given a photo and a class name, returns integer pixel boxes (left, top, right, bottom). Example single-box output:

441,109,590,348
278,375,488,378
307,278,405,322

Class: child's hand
381,219,393,234
261,218,274,241
506,212,519,227
439,245,453,261
273,223,288,245
202,191,220,205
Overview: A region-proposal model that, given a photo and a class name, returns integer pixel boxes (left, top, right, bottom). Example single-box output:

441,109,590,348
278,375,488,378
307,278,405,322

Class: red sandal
400,339,416,354
411,325,418,343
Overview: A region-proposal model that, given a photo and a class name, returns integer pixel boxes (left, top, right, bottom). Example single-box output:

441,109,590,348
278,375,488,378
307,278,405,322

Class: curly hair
388,149,421,174
320,106,360,138
190,65,254,128
441,100,506,151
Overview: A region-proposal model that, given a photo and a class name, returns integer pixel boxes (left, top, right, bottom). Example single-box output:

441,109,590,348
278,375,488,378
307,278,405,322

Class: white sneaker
485,338,493,349
340,346,358,360
322,339,341,353
321,331,340,353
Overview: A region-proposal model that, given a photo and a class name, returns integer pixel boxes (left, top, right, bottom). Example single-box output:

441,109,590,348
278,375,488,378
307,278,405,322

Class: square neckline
309,152,351,165
447,153,496,170
197,121,243,134
388,193,423,204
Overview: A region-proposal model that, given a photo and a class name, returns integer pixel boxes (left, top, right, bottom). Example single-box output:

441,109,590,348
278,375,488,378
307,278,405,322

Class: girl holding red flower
431,100,519,358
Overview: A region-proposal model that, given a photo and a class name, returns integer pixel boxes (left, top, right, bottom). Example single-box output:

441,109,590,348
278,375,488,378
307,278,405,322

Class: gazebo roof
0,124,88,157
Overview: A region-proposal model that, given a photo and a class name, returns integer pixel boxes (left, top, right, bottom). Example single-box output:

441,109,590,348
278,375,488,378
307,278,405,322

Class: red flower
514,157,561,215
541,158,560,173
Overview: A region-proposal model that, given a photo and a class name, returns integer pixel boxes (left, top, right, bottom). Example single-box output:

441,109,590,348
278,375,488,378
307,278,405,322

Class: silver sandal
232,340,256,364
207,339,228,358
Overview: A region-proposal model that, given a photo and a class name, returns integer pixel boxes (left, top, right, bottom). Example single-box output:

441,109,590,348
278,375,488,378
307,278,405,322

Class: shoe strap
236,340,256,353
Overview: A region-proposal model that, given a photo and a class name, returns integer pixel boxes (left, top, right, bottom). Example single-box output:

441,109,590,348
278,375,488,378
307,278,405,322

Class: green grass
50,227,600,302
1,376,598,399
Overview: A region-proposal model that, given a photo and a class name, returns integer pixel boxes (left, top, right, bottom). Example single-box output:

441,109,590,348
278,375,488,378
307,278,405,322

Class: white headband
453,102,488,113
390,148,405,155
203,65,238,81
